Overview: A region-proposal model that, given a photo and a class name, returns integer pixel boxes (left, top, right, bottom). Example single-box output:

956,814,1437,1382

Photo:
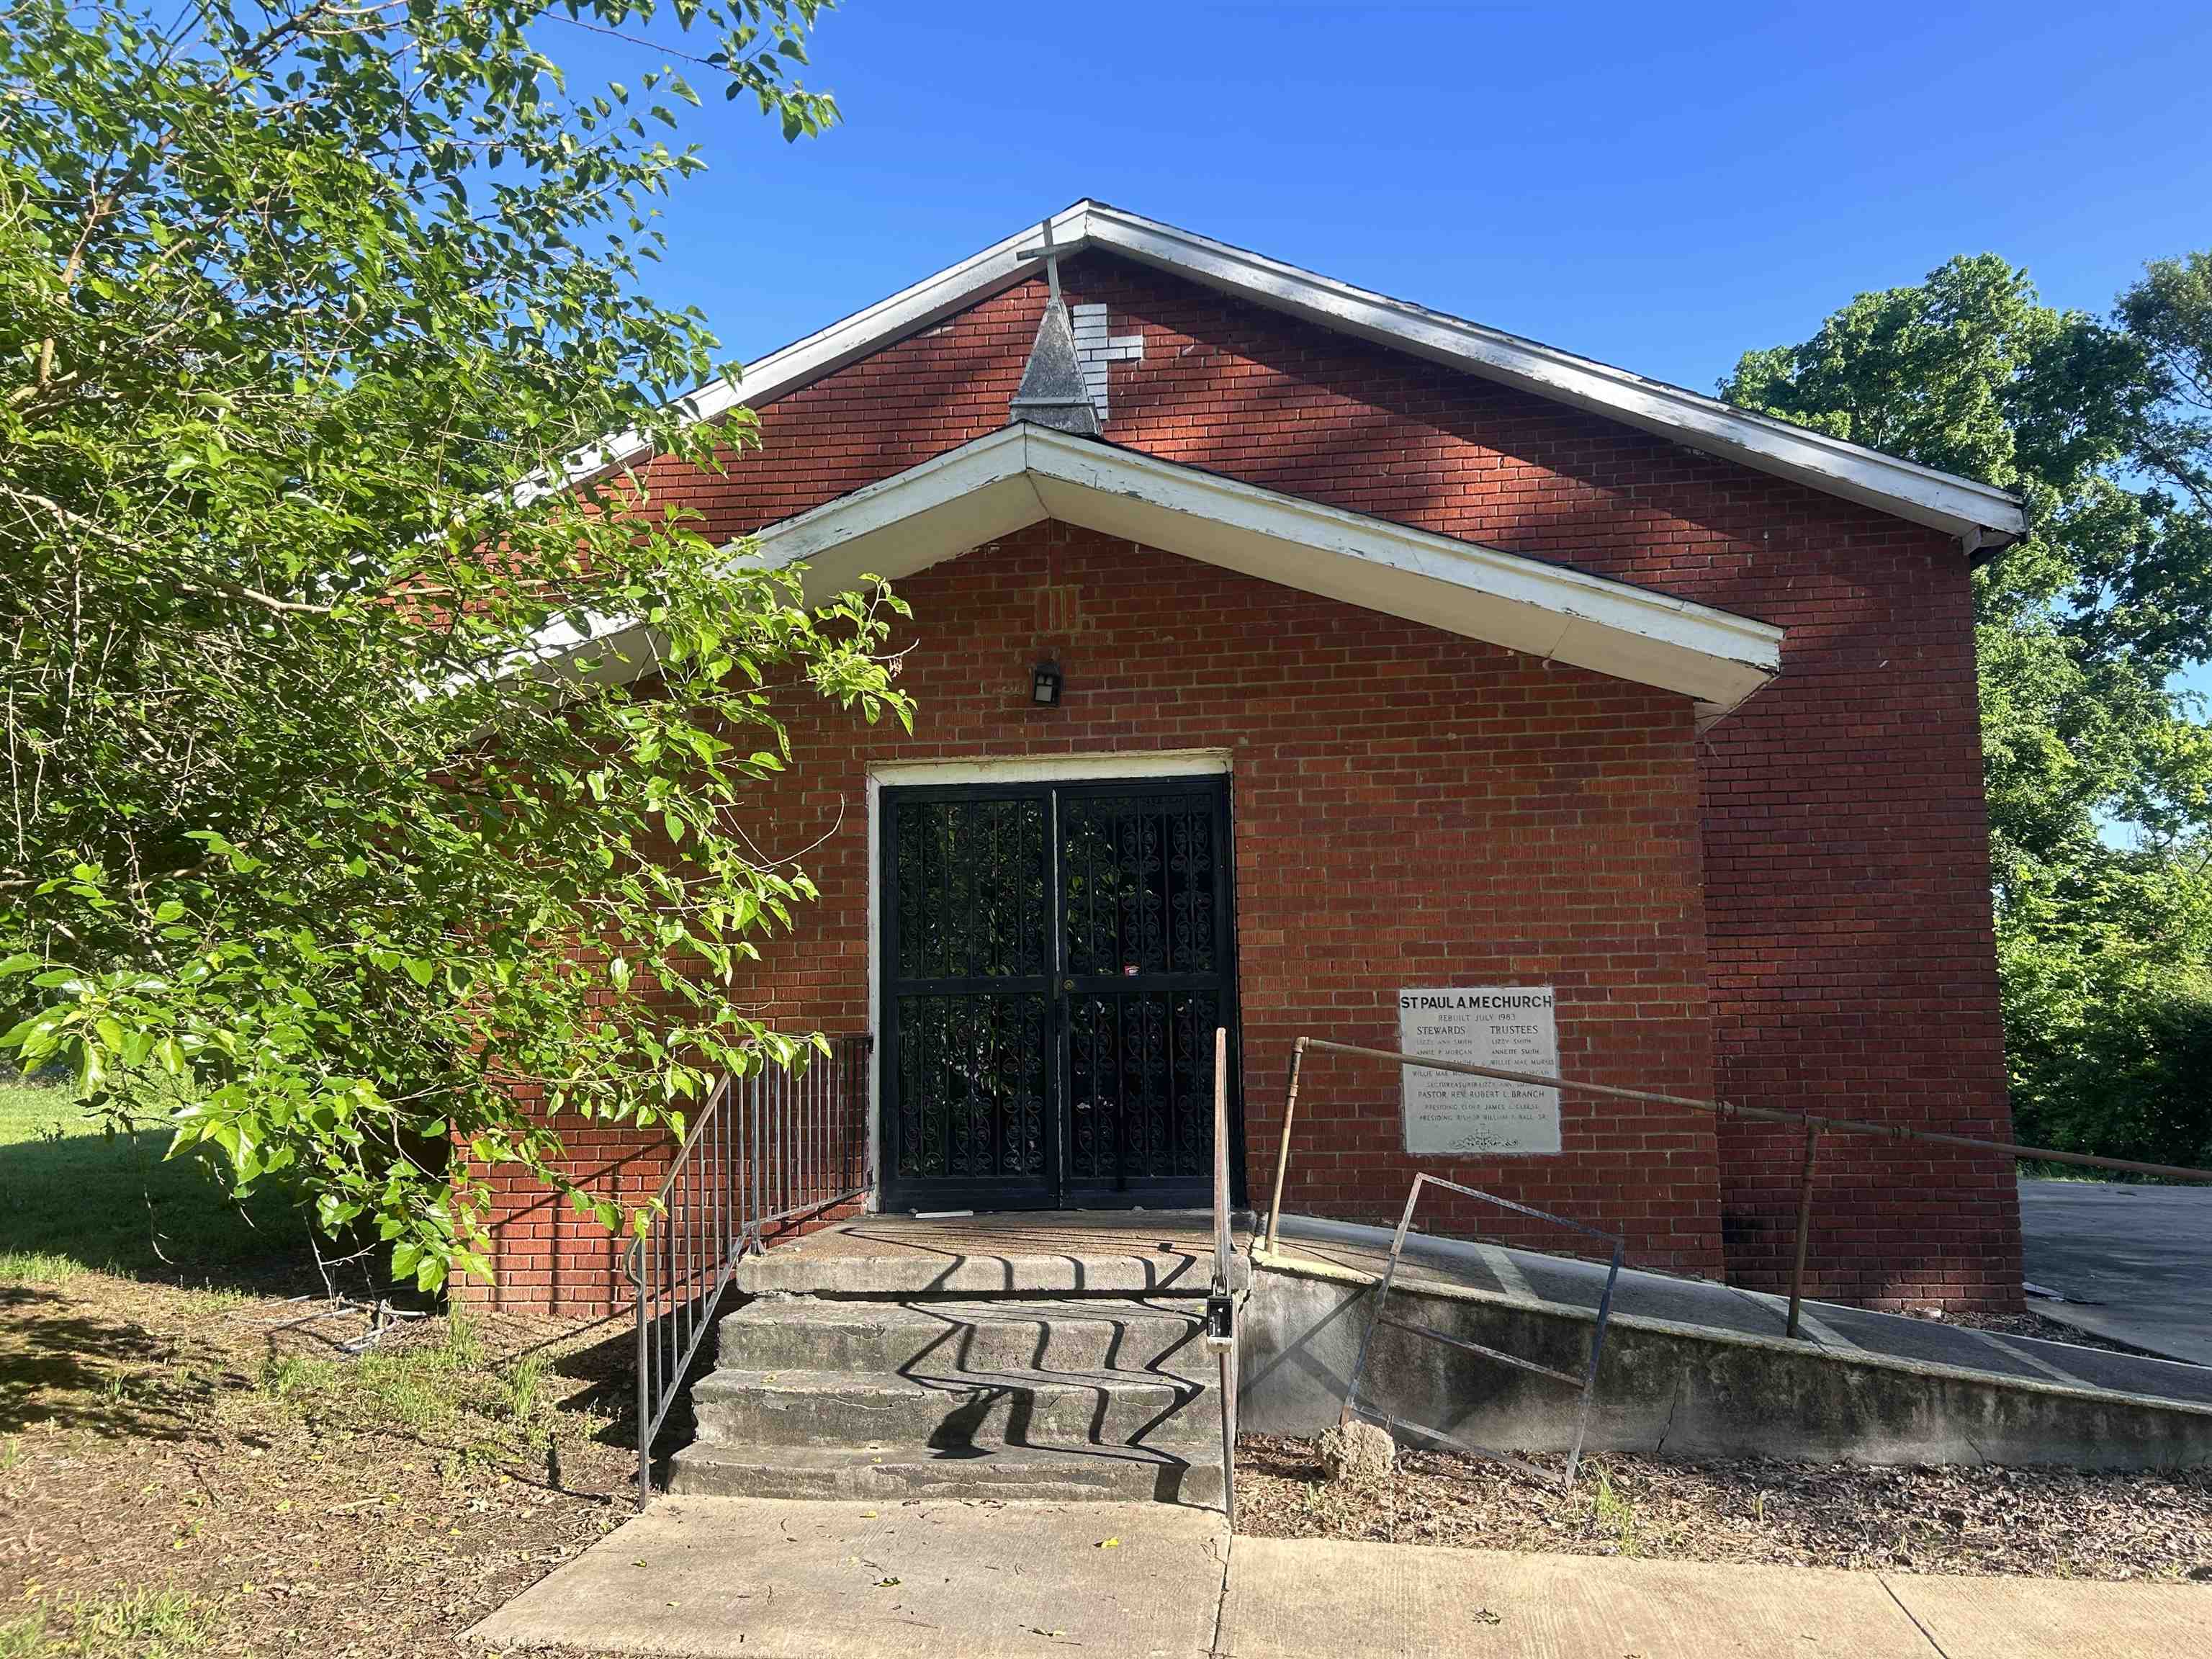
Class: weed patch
0,1250,86,1287
251,1316,578,1460
0,1586,215,1658
1589,1463,1642,1556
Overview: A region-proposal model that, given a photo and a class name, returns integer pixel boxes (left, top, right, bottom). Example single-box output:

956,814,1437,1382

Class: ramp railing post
1264,1036,1308,1254
1340,1174,1425,1431
1209,1025,1238,1527
1784,1123,1822,1341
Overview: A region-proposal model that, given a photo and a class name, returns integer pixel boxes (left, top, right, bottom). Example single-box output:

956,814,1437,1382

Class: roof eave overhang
622,202,2023,553
642,424,1782,717
1074,205,2028,550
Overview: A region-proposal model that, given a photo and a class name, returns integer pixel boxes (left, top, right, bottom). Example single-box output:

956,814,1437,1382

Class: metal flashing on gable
1008,297,1102,436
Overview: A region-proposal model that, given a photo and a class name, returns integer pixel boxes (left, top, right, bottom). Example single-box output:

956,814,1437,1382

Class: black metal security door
880,776,1238,1212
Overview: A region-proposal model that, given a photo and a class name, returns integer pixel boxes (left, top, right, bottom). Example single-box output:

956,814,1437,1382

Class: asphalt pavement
2019,1177,2212,1367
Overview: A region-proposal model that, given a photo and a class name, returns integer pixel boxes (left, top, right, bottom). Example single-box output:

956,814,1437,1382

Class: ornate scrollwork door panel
880,777,1236,1211
881,792,1056,1207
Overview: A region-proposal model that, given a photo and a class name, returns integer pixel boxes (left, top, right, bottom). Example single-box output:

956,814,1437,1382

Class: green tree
1725,253,2212,1169
0,0,910,1290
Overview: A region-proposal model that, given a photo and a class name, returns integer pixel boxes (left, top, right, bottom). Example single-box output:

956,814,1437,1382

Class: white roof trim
552,424,1783,717
1076,205,2026,546
579,201,2023,548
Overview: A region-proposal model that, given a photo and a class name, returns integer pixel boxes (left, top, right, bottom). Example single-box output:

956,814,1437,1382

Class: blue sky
606,1,2212,400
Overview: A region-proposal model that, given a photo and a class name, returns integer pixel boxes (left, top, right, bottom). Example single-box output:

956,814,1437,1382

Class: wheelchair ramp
1246,1215,2212,1467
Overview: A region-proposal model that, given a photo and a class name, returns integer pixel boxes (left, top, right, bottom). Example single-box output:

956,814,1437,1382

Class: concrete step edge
734,1252,1249,1298
662,1439,1227,1509
668,1437,1224,1468
692,1365,1214,1401
721,1295,1208,1327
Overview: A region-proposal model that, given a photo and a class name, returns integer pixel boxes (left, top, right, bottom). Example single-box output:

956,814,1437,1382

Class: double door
879,776,1238,1210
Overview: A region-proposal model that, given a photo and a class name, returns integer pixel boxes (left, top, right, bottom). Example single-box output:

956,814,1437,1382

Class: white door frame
861,749,1234,1211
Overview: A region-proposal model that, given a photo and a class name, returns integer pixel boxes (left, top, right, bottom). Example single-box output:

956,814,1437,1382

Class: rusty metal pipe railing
1213,1027,1233,1283
1784,1124,1822,1340
1209,1025,1238,1529
1263,1035,2212,1340
1262,1036,1310,1254
1339,1172,1623,1491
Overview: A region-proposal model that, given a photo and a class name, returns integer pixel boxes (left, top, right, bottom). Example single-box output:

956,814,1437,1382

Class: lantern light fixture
1030,659,1064,706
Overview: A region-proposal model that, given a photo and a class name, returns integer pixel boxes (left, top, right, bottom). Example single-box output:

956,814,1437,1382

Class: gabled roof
564,423,1783,722
609,200,2024,552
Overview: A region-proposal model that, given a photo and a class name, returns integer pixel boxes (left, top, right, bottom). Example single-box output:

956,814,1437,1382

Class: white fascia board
559,207,1094,489
1012,428,1780,709
1073,205,2026,546
745,425,1046,581
557,200,2021,549
725,425,1782,713
526,432,1048,691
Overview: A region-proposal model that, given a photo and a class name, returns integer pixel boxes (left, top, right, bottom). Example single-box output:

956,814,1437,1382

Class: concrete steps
714,1295,1216,1379
691,1363,1220,1447
667,1288,1228,1509
734,1241,1244,1300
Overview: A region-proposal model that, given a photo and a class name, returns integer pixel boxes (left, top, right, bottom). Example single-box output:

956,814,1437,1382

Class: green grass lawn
0,1078,313,1288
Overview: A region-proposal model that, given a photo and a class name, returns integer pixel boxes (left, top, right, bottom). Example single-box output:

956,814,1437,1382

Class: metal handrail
624,1033,872,1509
1208,1025,1238,1528
1263,1035,2212,1341
1340,1172,1622,1491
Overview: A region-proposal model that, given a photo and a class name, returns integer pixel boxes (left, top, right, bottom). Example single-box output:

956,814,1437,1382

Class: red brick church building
469,202,2028,1317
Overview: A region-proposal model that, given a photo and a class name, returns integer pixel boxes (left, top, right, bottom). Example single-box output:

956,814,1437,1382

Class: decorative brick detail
462,248,2018,1316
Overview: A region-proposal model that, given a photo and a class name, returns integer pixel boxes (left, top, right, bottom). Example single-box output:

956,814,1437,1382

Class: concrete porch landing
737,1211,1252,1299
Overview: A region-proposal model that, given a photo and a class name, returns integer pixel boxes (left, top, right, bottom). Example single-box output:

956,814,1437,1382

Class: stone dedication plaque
1397,987,1561,1156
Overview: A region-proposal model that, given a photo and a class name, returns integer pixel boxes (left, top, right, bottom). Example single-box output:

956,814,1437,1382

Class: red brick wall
462,246,2018,1313
462,520,1721,1314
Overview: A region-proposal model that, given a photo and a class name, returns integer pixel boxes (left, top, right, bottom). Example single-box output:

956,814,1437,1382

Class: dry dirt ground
0,1079,635,1658
0,1269,637,1658
1238,1434,2212,1582
1941,1305,2168,1359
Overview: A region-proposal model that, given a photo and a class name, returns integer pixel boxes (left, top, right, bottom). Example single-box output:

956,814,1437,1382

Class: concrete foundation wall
1238,1262,2212,1470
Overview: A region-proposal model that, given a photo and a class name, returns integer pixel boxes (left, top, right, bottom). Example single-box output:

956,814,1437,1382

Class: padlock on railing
1204,1290,1236,1354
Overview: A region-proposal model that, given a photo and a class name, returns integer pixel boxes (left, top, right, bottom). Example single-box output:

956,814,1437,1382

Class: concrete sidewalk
470,1496,2211,1659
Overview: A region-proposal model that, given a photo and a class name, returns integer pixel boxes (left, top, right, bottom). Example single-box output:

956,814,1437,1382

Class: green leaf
0,0,902,1295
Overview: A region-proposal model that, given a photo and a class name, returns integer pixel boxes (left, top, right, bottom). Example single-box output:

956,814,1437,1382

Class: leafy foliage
0,0,911,1290
1725,253,2212,1169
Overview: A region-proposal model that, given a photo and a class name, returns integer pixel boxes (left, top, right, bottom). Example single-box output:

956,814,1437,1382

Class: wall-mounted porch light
1030,659,1064,707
